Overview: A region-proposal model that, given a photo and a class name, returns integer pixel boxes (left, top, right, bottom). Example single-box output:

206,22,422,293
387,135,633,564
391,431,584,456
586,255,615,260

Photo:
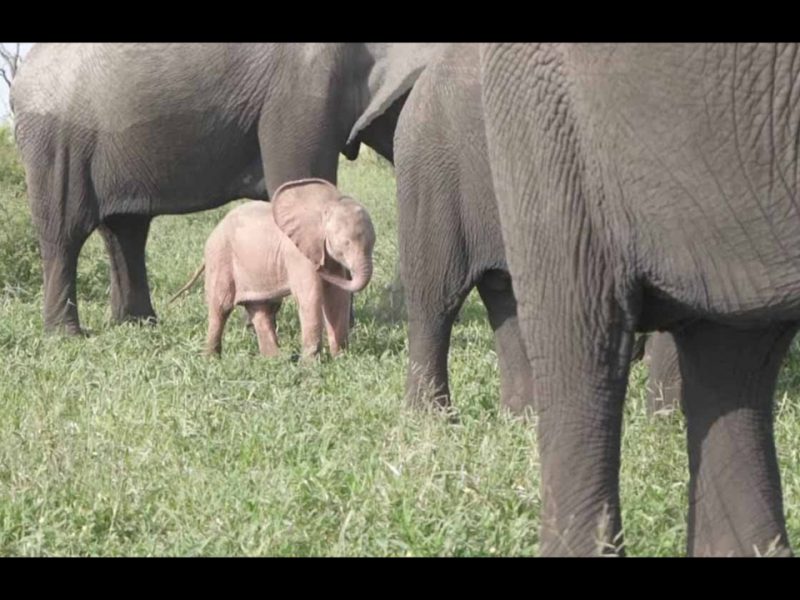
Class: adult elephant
11,43,442,334
480,43,800,556
394,44,671,418
642,332,683,414
394,43,533,414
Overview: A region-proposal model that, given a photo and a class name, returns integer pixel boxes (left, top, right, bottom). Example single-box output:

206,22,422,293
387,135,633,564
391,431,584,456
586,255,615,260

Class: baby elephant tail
168,263,205,305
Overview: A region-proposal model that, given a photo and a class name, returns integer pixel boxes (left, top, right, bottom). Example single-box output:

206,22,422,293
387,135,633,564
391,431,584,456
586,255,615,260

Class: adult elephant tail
168,263,205,305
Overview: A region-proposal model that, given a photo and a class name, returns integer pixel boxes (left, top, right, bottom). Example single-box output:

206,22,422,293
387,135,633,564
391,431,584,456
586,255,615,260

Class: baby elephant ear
272,178,340,267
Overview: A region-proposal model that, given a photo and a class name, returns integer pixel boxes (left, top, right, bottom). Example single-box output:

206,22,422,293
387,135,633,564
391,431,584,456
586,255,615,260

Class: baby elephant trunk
321,258,373,293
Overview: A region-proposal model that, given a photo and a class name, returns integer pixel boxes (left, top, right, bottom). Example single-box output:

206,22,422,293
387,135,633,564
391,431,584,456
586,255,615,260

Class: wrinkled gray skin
395,44,670,417
481,43,800,556
394,44,533,415
11,43,442,334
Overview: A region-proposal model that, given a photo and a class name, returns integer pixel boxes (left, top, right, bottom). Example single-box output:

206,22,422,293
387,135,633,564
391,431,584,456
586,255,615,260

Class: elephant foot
114,312,158,327
298,347,323,362
110,300,158,326
45,322,90,338
411,401,460,424
443,405,460,424
405,389,459,423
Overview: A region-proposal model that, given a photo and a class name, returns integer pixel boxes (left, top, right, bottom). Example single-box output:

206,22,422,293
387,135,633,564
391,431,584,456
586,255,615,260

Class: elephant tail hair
168,263,205,305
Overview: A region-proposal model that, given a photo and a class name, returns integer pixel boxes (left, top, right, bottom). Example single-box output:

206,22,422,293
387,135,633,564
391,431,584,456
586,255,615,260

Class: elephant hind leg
477,271,533,416
206,304,233,356
98,214,156,325
644,332,683,415
246,301,281,357
39,234,92,336
530,302,634,557
405,295,466,411
27,144,98,335
676,320,796,557
510,248,637,556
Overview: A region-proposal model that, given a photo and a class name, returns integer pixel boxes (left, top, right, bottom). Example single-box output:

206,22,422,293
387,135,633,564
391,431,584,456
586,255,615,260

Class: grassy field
1,125,799,556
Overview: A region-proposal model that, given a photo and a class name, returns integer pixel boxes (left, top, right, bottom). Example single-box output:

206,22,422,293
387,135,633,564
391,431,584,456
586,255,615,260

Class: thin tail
168,263,205,305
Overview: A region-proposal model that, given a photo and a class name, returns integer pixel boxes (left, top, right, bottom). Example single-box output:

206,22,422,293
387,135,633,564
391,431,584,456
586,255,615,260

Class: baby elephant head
273,178,376,292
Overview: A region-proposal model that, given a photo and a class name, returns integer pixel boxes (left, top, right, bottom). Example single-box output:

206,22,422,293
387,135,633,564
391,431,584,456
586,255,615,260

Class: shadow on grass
358,281,406,326
359,281,493,331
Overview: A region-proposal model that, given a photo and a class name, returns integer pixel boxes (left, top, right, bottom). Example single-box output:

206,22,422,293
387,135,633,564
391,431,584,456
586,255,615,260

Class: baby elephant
171,179,376,358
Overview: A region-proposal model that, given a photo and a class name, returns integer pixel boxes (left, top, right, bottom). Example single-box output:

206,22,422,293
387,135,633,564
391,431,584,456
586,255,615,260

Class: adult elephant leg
389,258,406,316
39,235,91,335
405,295,465,411
480,42,637,554
258,100,341,195
644,332,682,415
675,320,795,557
257,99,351,337
27,152,97,336
526,280,635,556
476,271,533,415
98,214,157,325
501,218,635,554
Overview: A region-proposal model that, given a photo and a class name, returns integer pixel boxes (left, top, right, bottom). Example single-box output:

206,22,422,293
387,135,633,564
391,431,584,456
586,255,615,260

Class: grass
1,125,799,556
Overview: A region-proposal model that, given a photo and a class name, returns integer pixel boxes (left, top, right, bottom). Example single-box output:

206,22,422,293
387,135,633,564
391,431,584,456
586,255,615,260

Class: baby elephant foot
328,342,348,358
46,322,90,338
204,344,222,357
300,345,322,361
259,347,281,358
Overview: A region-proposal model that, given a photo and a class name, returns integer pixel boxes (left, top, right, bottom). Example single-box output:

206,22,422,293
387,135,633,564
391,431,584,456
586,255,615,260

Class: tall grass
0,126,798,555
0,125,40,300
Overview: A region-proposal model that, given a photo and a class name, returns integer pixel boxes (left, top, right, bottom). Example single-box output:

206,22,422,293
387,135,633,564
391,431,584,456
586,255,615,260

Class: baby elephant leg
246,301,282,357
206,305,233,356
322,283,352,356
289,270,324,359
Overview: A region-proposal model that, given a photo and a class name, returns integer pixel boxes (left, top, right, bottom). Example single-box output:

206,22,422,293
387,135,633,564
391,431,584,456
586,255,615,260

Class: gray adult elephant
641,331,683,414
394,44,533,414
11,43,442,334
480,43,800,556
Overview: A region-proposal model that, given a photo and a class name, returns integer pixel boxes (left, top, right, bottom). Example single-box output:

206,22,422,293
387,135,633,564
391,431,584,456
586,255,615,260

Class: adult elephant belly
636,180,800,327
91,110,268,217
605,120,800,326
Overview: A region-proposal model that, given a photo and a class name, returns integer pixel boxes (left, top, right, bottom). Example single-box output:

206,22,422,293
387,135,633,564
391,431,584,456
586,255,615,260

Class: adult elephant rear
11,43,441,334
480,43,800,556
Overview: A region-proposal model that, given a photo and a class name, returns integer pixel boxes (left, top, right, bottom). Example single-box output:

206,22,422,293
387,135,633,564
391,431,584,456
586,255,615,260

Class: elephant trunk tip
321,261,373,293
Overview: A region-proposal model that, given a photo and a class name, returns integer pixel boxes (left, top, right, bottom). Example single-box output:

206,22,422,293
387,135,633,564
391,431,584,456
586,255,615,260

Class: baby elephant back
227,202,290,304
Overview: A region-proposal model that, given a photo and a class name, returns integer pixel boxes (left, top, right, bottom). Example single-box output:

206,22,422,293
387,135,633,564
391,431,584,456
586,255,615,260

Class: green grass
1,126,799,555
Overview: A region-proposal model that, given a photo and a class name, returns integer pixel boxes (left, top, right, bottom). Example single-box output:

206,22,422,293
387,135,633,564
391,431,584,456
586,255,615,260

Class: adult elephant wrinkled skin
480,43,800,556
394,44,533,415
10,43,442,335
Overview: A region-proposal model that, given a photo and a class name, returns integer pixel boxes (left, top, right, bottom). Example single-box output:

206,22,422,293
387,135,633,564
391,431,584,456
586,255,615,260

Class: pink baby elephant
170,179,376,358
